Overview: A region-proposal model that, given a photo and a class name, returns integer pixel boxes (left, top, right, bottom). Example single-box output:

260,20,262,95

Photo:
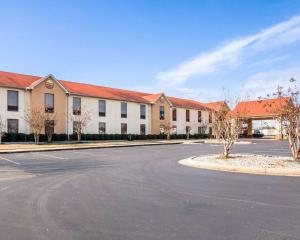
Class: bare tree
44,112,58,143
212,100,244,158
24,107,47,144
186,126,191,140
161,124,173,140
0,114,6,144
70,107,91,142
264,78,300,161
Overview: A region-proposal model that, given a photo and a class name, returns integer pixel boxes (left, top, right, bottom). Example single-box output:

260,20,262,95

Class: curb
179,158,300,177
0,141,183,154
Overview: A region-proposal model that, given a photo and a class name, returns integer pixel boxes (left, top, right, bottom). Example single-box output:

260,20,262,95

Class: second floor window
45,93,54,113
99,100,106,116
159,106,165,120
73,97,81,115
7,90,18,111
186,110,190,122
198,111,202,122
121,102,127,118
172,108,177,121
209,112,212,123
140,104,146,119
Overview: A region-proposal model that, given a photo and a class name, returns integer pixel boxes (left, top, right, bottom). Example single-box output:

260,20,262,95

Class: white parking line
33,153,68,160
0,155,20,165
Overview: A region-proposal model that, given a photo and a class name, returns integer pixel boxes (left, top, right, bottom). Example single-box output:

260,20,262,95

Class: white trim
27,74,69,94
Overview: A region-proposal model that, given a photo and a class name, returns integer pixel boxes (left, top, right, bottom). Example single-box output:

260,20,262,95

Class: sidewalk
0,139,204,154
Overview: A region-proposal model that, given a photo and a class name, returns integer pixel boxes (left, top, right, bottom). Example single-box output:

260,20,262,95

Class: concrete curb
0,141,183,154
179,158,300,177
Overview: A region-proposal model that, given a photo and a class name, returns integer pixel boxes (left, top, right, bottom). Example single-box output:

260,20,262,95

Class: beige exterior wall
29,77,67,134
150,96,171,134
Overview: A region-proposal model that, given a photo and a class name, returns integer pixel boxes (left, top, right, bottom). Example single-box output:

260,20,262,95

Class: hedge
1,133,213,143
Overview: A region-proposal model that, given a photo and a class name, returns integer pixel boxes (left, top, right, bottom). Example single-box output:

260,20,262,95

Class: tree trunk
0,134,2,144
77,132,81,142
223,145,229,158
34,134,40,144
167,133,170,140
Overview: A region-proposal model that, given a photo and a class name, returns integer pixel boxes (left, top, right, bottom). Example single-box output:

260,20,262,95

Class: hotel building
0,71,222,137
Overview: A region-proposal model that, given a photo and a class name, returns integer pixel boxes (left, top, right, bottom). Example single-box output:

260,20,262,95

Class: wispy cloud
242,65,300,98
156,15,300,85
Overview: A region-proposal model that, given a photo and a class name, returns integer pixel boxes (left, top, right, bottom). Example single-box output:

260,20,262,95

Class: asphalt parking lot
0,140,299,240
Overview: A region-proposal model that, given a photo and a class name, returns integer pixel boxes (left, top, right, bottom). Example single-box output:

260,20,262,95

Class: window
73,121,80,134
73,97,81,115
99,122,106,134
186,126,191,134
172,125,177,134
140,124,146,135
121,123,127,134
7,90,18,111
45,120,54,135
209,112,212,123
121,102,127,118
198,111,202,122
172,108,177,121
140,104,146,119
99,100,106,116
186,110,190,122
209,127,213,135
45,93,54,113
159,106,165,120
198,126,206,134
160,124,165,134
7,119,18,133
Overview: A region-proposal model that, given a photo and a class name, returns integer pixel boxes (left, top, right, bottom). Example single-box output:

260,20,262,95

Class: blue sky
1,0,300,102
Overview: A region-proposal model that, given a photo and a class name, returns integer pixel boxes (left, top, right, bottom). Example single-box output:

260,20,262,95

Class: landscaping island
179,154,300,177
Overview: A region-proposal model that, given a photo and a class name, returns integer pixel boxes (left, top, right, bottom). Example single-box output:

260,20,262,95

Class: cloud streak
156,15,300,85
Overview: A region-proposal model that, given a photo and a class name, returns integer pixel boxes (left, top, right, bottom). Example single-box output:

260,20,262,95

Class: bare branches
212,99,244,158
70,107,91,142
24,107,48,144
265,78,300,161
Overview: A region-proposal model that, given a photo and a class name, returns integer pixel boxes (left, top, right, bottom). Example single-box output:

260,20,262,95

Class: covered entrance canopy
231,97,290,138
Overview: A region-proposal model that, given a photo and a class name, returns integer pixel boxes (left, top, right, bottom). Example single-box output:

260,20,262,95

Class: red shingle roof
231,98,290,117
0,70,212,109
168,96,208,110
60,80,151,103
203,101,229,111
0,71,40,88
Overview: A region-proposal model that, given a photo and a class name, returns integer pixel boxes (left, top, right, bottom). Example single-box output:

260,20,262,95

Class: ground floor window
159,124,165,134
186,126,191,134
121,123,127,134
73,121,80,134
45,120,55,135
209,127,213,135
99,122,106,134
198,126,206,134
172,125,177,134
7,119,19,133
140,124,146,135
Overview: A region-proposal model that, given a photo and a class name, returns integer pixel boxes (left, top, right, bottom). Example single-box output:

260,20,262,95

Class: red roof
60,80,151,103
0,70,213,108
203,101,229,111
0,71,40,88
142,93,163,103
231,97,290,117
168,96,208,110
